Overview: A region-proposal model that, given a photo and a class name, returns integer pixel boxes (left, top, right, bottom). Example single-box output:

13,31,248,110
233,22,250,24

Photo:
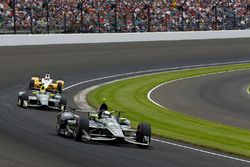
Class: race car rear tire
136,123,151,147
57,82,63,93
29,80,35,89
73,117,89,141
59,97,67,111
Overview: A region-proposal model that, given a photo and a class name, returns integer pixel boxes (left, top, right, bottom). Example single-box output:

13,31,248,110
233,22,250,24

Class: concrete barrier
0,30,249,46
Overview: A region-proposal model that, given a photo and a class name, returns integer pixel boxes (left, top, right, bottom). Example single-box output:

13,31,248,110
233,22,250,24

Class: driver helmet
102,110,111,118
121,119,131,126
45,73,50,80
40,84,46,94
61,112,74,121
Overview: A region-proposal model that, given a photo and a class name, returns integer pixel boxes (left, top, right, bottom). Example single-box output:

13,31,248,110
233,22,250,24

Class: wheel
29,80,35,89
57,82,63,93
17,96,22,106
59,97,67,111
19,93,29,108
136,123,151,147
56,121,62,135
56,116,64,136
73,117,89,141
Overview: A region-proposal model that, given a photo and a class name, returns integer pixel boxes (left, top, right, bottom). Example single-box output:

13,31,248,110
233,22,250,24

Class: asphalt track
150,70,250,129
0,39,250,167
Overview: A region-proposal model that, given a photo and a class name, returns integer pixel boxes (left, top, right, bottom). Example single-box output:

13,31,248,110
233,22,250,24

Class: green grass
87,63,250,158
248,86,250,95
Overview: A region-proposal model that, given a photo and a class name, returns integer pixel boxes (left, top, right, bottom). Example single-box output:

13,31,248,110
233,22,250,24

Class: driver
99,110,111,119
44,73,50,81
98,98,108,118
98,98,108,111
40,84,46,94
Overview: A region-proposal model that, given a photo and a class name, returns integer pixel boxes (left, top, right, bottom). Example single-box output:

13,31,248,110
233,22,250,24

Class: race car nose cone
108,125,124,138
40,96,49,106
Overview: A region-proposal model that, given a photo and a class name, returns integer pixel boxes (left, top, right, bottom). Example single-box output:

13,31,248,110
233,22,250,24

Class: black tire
59,97,67,111
20,93,29,108
17,96,22,106
56,115,66,136
29,80,35,89
73,117,89,141
56,116,62,135
57,82,63,93
136,123,151,147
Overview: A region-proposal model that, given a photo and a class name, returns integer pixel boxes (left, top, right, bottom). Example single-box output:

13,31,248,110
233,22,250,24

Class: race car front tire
29,80,35,89
19,93,29,108
73,117,89,141
136,123,151,147
56,116,64,136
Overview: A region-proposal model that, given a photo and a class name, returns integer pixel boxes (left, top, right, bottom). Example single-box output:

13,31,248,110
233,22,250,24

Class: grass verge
87,63,250,158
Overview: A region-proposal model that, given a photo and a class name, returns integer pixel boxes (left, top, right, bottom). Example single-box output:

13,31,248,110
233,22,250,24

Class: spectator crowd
0,0,249,33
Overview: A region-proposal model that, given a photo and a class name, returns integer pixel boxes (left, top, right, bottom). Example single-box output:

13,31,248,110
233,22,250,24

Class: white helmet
102,111,111,118
121,119,131,126
45,73,50,80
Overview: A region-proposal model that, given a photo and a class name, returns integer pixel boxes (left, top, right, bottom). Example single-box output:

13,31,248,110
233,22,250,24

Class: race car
56,110,151,147
17,89,67,111
29,73,64,93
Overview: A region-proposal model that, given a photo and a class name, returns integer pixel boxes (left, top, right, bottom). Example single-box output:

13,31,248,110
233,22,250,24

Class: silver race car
56,110,151,147
17,90,67,111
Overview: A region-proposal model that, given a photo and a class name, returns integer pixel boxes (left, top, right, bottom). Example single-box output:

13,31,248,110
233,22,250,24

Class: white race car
18,90,67,111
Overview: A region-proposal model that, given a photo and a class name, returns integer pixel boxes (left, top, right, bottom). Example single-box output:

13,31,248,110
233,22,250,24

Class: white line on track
147,69,250,109
151,138,250,163
64,60,250,91
64,60,250,164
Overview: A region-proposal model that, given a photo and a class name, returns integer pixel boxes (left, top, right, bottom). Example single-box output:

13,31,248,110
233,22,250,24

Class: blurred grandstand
0,0,249,34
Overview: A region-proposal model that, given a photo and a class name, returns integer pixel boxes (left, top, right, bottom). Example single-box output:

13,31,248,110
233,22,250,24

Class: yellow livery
29,73,64,93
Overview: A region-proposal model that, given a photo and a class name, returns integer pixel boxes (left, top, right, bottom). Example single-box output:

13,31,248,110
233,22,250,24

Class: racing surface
150,70,250,129
0,39,250,167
